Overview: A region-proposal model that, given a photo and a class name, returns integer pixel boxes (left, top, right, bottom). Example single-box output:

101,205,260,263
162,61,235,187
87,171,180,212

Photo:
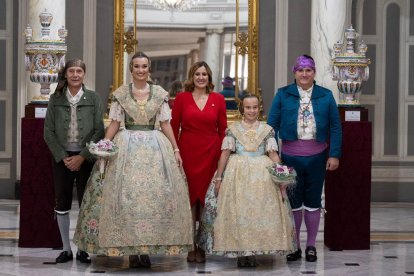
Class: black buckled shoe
286,248,302,262
305,246,317,262
139,255,151,268
246,256,257,267
76,250,92,264
129,255,140,268
237,256,248,267
56,251,73,263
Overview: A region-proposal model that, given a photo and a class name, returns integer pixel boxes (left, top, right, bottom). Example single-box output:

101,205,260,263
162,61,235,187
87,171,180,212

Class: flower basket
267,163,297,186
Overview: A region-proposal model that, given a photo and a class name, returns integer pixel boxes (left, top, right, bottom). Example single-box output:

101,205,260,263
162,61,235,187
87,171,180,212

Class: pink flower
88,139,118,155
88,219,98,229
267,163,297,185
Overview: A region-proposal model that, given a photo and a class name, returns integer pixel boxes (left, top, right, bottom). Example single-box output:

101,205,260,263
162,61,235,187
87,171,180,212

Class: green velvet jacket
44,87,105,163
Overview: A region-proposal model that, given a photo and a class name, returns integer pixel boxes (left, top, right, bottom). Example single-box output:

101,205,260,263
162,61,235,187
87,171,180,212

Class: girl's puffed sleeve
221,128,236,152
265,129,279,153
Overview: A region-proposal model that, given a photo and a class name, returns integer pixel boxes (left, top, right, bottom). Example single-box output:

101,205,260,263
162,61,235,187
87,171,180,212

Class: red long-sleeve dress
171,91,227,206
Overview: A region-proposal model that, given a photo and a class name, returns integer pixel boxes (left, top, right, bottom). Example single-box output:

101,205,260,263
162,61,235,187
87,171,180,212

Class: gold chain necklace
136,98,148,117
241,120,258,143
133,84,149,117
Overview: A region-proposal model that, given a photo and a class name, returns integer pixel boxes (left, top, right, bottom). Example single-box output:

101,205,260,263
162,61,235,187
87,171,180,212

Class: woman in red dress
171,61,227,263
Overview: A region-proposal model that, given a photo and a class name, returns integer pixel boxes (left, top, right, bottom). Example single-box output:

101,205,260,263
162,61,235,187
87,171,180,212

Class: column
197,37,205,61
186,49,199,77
204,28,223,89
311,0,347,103
310,0,347,210
189,49,199,65
26,0,66,102
83,0,97,90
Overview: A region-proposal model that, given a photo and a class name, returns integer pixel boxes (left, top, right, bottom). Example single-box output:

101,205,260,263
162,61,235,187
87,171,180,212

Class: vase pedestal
324,120,372,250
18,117,62,248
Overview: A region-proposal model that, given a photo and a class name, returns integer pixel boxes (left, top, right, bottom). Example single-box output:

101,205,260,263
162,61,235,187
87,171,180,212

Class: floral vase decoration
24,9,67,103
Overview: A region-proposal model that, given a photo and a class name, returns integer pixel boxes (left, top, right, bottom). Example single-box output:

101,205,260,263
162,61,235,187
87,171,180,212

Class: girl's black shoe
237,256,248,267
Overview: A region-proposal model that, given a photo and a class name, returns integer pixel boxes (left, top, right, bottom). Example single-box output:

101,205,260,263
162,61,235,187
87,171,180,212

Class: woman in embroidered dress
73,52,193,268
171,61,227,263
199,94,296,267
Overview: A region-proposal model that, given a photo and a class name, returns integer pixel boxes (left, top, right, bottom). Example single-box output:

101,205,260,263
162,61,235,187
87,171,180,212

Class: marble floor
0,200,413,275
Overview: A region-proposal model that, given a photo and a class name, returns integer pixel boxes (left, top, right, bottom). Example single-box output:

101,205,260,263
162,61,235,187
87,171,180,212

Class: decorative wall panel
0,0,6,30
408,106,414,156
0,101,5,151
384,4,400,155
362,0,376,35
0,40,5,91
410,0,414,36
409,46,414,96
0,163,10,179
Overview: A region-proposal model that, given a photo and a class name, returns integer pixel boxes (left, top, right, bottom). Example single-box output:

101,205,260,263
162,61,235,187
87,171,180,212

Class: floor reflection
0,200,413,275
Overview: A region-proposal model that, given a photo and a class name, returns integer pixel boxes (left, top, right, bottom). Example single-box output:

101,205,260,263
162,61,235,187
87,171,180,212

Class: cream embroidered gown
199,121,296,257
73,83,193,256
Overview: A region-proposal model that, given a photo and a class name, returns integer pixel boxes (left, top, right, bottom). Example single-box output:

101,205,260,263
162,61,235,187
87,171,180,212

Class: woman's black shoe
139,255,151,268
286,248,302,261
305,246,317,262
56,251,73,263
129,255,141,268
76,250,92,263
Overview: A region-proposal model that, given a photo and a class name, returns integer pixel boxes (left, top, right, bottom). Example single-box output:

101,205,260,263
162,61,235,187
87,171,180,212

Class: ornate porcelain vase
24,10,67,103
331,26,370,106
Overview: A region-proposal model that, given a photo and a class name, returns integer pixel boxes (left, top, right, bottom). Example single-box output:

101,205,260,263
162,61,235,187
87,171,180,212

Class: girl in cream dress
199,94,296,267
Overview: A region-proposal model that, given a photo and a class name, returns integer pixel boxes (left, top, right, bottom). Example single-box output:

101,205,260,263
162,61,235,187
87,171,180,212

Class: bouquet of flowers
88,139,118,179
88,139,118,158
267,163,297,186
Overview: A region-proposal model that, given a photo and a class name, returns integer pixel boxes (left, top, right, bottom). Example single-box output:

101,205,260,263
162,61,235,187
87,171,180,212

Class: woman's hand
174,151,183,167
214,179,222,196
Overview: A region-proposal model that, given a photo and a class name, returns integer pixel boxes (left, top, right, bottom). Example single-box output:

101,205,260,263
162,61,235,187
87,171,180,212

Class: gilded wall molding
247,0,258,95
113,0,125,91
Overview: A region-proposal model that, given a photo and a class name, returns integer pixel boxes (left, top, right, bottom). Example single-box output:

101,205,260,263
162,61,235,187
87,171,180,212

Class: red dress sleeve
217,93,227,141
171,93,183,142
